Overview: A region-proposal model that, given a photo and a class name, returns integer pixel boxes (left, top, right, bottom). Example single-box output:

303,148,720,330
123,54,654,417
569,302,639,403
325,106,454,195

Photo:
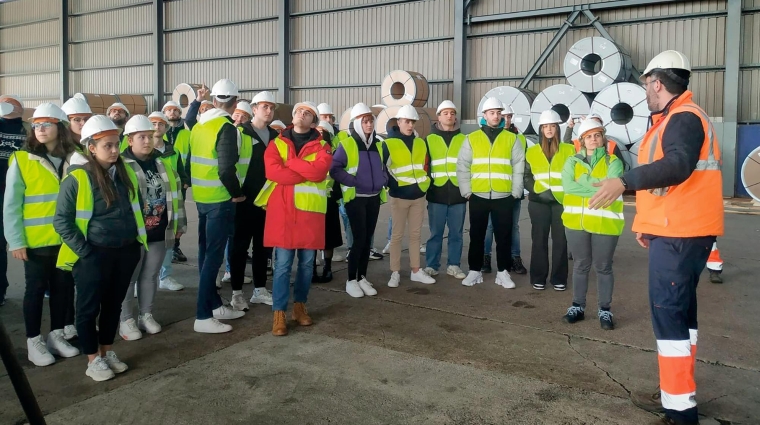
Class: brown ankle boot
272,311,288,336
292,302,313,326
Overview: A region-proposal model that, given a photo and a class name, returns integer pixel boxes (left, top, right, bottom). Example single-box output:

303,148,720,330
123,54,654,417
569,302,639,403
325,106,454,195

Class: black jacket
238,122,275,204
54,163,141,258
425,125,467,205
0,118,27,193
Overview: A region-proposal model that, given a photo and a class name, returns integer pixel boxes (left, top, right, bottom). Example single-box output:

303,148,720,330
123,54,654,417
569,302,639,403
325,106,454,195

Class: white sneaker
346,280,364,298
138,313,162,334
388,271,400,288
105,350,128,374
420,244,426,253
159,276,184,291
63,324,78,340
411,269,436,284
119,318,143,341
194,318,232,333
462,271,484,287
231,293,249,311
358,277,377,296
333,252,345,262
243,276,253,284
496,270,516,289
423,267,438,276
250,288,273,305
46,330,80,358
382,241,391,254
27,335,55,366
221,272,232,283
213,305,245,320
446,265,467,279
86,356,115,382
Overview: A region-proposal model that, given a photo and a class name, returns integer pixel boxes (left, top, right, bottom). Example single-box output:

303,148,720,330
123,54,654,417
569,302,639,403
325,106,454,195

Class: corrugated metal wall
0,0,61,107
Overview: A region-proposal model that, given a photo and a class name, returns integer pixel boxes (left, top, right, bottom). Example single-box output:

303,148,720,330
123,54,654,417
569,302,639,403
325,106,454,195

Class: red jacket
262,128,332,250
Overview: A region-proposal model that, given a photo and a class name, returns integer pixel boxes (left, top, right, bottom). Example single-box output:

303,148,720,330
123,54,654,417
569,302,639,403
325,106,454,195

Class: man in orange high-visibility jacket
588,50,724,425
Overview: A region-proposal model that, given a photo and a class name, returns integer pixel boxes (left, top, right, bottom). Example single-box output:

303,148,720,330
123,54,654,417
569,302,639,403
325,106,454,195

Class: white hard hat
436,100,457,115
106,102,130,117
0,103,12,117
270,120,286,129
210,79,239,99
480,97,503,113
292,101,319,120
80,115,119,141
350,103,373,120
148,111,169,125
317,103,334,115
235,101,253,117
123,115,154,136
641,50,691,78
251,91,276,105
62,97,92,117
501,105,515,116
577,118,605,139
162,101,181,112
317,121,334,136
586,112,603,123
73,93,86,101
538,110,563,126
395,105,420,121
32,103,68,123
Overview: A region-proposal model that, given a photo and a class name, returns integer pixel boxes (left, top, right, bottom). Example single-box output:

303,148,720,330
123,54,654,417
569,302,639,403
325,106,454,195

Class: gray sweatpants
565,229,619,310
121,241,167,321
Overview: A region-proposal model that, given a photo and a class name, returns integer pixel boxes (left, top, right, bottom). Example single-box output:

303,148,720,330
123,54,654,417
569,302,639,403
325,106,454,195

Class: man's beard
168,117,181,124
112,118,126,127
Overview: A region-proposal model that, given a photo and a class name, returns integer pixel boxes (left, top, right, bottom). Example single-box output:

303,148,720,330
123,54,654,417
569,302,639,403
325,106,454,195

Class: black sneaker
173,247,188,263
709,270,723,284
532,282,546,290
553,283,567,291
511,256,527,274
369,249,383,260
481,254,492,273
563,305,585,324
598,309,614,330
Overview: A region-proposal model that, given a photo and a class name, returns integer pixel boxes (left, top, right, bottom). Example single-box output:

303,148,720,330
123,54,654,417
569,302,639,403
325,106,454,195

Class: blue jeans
272,248,316,311
196,201,234,320
159,246,173,281
224,238,232,273
425,202,466,270
339,200,353,249
485,198,521,257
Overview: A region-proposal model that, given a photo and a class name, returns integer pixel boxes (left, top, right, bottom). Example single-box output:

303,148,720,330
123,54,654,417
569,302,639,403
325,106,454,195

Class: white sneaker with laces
382,241,391,254
231,293,249,311
387,271,400,288
138,313,162,334
346,280,364,298
462,271,483,287
194,318,232,333
86,356,115,382
411,269,436,284
105,351,128,374
159,276,184,291
213,305,245,320
63,324,77,340
420,244,426,253
358,277,377,296
423,267,438,276
446,265,467,279
46,330,80,358
496,270,516,289
27,335,55,366
221,272,232,283
119,318,143,341
250,288,274,305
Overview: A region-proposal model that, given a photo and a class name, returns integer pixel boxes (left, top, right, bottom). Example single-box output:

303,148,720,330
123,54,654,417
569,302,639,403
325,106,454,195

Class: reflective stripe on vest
469,130,515,193
384,137,430,192
561,156,625,236
427,133,465,187
236,127,254,185
12,152,62,248
56,166,149,271
253,137,329,213
573,139,617,156
338,136,387,204
189,116,233,203
525,143,574,204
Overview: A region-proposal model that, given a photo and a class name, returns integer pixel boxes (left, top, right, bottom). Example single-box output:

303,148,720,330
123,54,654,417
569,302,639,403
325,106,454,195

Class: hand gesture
197,84,210,101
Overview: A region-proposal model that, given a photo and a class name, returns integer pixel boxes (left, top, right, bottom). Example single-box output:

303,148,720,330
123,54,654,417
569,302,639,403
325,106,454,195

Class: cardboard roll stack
376,70,435,138
74,93,148,115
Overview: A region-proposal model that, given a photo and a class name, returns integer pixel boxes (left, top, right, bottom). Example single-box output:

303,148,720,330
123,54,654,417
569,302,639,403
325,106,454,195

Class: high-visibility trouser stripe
75,210,93,220
431,172,457,178
472,173,511,180
192,157,219,166
25,193,59,203
706,243,723,271
345,167,358,174
472,158,510,165
563,206,623,220
191,177,224,187
657,338,696,410
295,186,327,197
396,176,428,184
660,390,697,412
23,217,55,226
391,164,426,174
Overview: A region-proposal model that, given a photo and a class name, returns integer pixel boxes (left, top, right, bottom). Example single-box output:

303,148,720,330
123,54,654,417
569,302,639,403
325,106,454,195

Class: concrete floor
1,200,758,424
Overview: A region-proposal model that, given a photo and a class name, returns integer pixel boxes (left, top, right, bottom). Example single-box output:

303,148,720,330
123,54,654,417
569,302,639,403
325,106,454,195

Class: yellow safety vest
561,155,625,236
125,156,182,234
427,133,465,187
168,127,191,165
525,143,575,204
338,136,387,204
236,127,254,185
254,137,329,213
189,116,250,203
468,129,516,193
119,135,129,153
384,136,430,193
56,166,149,271
10,151,63,248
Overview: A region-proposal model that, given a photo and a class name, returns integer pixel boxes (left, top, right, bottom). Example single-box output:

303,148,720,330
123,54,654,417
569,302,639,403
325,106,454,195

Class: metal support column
153,0,164,110
453,0,467,113
59,0,69,103
519,10,581,89
278,0,291,104
723,0,741,196
581,8,641,80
